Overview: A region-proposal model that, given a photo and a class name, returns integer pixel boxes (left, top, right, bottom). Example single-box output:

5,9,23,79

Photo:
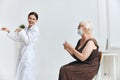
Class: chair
92,51,102,80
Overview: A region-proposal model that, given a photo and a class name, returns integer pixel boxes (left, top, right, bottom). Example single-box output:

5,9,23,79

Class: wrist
69,48,75,54
7,30,10,33
72,48,77,54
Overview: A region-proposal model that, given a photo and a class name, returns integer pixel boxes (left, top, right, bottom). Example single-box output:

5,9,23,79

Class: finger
1,27,6,30
65,41,67,44
63,43,67,47
63,42,65,45
15,29,18,32
64,47,67,50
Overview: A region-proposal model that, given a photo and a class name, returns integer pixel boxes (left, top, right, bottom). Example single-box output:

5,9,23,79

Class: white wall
0,0,99,80
108,0,120,48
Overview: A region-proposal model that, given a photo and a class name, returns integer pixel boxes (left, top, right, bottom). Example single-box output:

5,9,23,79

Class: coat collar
27,25,36,30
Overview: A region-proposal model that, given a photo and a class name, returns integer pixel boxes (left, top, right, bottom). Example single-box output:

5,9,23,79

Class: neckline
27,25,36,30
77,39,87,50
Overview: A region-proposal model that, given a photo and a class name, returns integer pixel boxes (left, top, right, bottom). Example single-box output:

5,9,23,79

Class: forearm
18,29,39,45
67,50,77,59
66,49,74,56
71,48,86,61
18,29,30,44
7,32,21,41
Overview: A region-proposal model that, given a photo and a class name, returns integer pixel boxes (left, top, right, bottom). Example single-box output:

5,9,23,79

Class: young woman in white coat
1,12,39,80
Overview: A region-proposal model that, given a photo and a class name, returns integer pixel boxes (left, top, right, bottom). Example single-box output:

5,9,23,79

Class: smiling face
28,14,37,27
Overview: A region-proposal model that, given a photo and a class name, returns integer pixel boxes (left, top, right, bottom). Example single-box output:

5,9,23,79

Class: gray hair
80,20,93,33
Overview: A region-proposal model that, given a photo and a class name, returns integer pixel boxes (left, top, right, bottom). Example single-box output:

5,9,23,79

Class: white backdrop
108,0,120,48
0,0,99,80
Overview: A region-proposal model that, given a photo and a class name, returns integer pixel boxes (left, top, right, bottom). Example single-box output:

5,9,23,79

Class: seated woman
58,20,101,80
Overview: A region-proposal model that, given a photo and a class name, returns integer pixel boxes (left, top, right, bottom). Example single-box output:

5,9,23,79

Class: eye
78,25,82,29
33,18,36,20
29,17,32,19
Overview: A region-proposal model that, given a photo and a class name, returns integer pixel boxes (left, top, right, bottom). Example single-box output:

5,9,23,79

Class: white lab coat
7,25,39,80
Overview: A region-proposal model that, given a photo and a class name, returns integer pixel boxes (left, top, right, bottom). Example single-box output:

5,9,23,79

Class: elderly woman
58,20,101,80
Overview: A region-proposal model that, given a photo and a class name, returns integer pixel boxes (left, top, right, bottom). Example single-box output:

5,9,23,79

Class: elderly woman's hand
1,27,10,33
63,41,74,50
63,41,75,55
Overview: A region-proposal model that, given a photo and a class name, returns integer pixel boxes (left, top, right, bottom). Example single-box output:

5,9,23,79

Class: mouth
29,21,33,24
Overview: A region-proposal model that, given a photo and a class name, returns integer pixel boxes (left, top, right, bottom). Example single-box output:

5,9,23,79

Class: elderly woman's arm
64,41,96,61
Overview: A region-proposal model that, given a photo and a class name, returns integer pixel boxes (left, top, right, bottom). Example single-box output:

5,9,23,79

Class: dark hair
28,12,38,20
